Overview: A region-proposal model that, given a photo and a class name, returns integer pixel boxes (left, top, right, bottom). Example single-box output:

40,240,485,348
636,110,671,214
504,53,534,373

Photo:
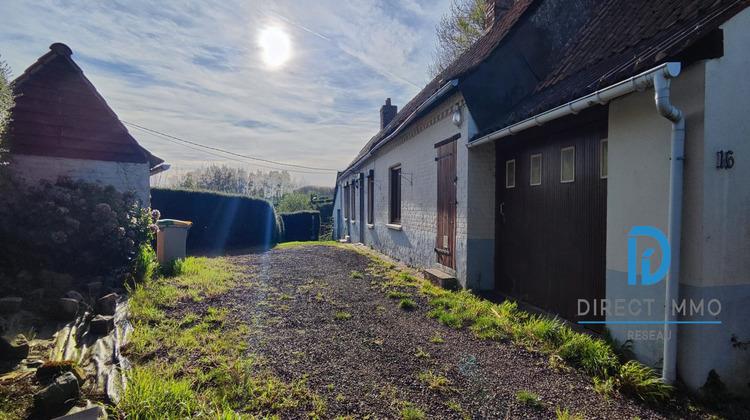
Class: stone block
89,315,114,336
33,371,79,413
59,298,79,320
95,294,116,316
0,334,30,360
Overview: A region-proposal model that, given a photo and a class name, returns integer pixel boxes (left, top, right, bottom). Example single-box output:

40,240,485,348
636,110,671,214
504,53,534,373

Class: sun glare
259,26,291,68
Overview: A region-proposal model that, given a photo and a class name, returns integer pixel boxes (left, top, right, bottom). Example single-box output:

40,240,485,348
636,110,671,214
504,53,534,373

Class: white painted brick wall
336,93,473,285
10,154,152,206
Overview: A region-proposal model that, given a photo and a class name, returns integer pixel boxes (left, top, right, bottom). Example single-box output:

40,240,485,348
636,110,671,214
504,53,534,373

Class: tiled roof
9,43,163,167
481,0,750,137
343,0,537,173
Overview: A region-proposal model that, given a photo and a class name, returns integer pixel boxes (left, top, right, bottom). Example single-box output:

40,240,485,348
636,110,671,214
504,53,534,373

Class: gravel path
200,244,700,419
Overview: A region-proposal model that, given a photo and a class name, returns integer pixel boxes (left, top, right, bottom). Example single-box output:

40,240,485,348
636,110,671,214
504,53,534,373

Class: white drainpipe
466,62,685,383
654,69,685,385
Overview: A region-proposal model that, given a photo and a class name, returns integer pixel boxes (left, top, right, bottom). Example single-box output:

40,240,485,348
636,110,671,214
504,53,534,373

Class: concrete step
423,268,460,291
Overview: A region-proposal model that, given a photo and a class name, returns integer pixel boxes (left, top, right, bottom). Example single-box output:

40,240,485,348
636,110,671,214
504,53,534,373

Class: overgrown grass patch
516,390,543,407
417,371,452,393
276,240,338,249
363,254,673,404
399,403,425,420
335,312,352,320
120,256,324,418
387,291,411,299
399,298,416,310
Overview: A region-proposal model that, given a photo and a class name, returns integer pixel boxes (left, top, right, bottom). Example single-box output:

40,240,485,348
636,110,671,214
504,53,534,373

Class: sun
258,26,291,68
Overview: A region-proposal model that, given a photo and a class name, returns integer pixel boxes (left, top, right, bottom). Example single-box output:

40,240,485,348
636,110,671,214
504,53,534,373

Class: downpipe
654,67,685,385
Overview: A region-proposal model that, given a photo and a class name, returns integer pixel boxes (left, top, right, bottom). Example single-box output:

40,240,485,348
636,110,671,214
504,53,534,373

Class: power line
122,120,339,172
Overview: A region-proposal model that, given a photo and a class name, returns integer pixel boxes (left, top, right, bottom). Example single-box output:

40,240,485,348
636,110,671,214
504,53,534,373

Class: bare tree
428,0,488,78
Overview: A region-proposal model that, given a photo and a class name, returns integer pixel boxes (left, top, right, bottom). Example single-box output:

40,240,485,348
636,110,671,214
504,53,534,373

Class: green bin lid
156,219,192,228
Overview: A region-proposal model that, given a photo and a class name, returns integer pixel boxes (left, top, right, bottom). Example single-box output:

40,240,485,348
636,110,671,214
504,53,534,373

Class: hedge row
151,188,282,253
280,210,320,242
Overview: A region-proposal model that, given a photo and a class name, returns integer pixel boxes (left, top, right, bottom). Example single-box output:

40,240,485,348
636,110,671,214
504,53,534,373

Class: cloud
0,0,451,185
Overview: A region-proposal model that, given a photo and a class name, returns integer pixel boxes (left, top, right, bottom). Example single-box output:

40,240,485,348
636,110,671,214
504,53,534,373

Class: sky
0,0,452,187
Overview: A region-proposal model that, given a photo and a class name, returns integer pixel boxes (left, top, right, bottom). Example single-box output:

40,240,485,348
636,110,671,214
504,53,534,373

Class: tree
277,192,314,213
428,0,487,78
0,56,15,157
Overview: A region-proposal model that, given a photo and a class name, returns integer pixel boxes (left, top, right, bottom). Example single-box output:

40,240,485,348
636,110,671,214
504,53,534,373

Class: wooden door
495,114,607,325
435,137,457,268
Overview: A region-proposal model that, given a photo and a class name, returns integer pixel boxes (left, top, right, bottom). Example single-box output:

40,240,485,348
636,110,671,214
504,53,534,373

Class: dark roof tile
9,43,163,167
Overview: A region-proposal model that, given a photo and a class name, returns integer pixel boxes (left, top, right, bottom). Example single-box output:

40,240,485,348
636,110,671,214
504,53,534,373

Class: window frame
561,146,575,183
350,179,356,221
367,170,374,225
600,138,608,179
343,183,350,220
530,153,542,186
389,164,402,225
505,159,516,188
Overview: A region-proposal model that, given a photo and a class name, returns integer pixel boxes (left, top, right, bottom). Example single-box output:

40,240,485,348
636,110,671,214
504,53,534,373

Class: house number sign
716,150,735,169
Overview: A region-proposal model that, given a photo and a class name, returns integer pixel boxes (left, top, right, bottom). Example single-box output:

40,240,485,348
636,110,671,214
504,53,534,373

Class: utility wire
122,120,338,172
126,124,338,175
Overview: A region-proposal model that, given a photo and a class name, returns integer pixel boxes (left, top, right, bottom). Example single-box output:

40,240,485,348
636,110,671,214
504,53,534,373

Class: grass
335,312,352,320
556,407,584,419
387,291,411,299
276,240,338,249
429,331,444,344
413,347,430,360
515,390,543,407
364,254,673,404
417,371,452,393
399,298,416,310
119,256,325,419
399,403,425,420
350,271,363,279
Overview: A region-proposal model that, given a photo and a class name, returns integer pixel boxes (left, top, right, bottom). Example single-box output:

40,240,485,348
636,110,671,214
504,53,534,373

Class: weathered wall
679,7,750,394
465,109,495,290
607,8,750,394
336,93,472,285
10,154,151,205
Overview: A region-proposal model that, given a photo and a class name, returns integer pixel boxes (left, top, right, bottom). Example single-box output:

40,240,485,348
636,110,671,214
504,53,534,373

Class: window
343,184,350,219
561,146,575,183
367,171,374,225
530,154,542,186
350,179,356,221
505,160,516,188
390,165,401,224
600,139,608,179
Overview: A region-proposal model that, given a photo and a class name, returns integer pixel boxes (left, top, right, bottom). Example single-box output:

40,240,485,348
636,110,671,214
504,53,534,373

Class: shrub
0,174,156,282
151,188,282,253
280,210,320,242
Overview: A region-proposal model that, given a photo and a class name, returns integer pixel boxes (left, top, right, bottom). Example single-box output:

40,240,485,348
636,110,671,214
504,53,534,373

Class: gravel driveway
191,244,699,419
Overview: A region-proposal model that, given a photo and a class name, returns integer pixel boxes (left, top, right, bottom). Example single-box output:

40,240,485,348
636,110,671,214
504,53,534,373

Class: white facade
10,154,152,206
333,4,750,396
606,7,750,394
334,93,493,289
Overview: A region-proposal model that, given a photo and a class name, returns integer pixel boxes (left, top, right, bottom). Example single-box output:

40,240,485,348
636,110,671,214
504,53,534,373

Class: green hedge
280,210,320,242
151,188,282,253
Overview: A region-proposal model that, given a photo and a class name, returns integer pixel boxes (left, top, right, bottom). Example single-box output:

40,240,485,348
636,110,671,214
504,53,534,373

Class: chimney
485,0,513,32
380,98,397,130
